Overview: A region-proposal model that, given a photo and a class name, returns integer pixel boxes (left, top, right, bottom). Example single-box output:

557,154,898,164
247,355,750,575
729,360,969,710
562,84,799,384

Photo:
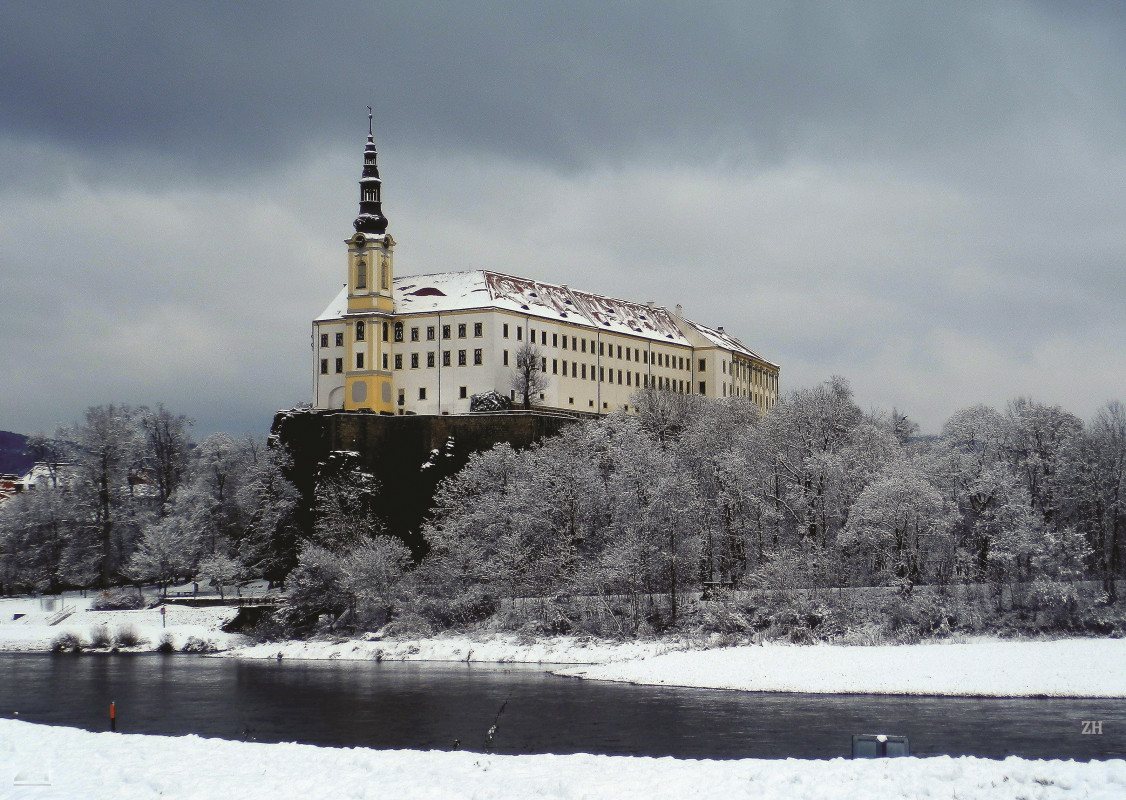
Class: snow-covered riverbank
0,603,246,653
226,634,1126,698
2,719,1123,800
5,593,1126,698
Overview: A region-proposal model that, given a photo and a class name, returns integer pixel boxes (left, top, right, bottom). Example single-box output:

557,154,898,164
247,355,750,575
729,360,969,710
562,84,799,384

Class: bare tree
509,342,548,410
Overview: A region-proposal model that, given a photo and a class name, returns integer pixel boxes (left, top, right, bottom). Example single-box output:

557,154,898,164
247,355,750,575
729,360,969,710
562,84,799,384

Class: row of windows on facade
324,320,775,390
321,348,484,374
325,320,762,378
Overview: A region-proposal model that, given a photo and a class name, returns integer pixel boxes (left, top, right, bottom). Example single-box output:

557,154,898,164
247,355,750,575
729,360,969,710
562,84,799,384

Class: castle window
562,337,568,350
598,342,604,356
419,387,427,400
427,352,435,368
581,364,587,379
382,353,388,370
625,348,631,362
458,324,467,338
443,350,451,367
571,336,577,350
699,381,706,394
517,326,523,341
411,327,420,342
459,386,467,399
552,333,558,347
474,322,483,337
530,328,535,342
572,362,577,377
410,353,419,368
474,349,483,365
382,322,388,342
394,354,402,370
552,359,558,374
356,353,364,369
503,323,509,338
394,323,403,342
617,346,622,359
503,350,509,366
320,333,328,348
458,350,467,366
581,340,587,353
335,358,343,373
398,389,405,406
541,331,547,345
698,358,706,371
427,326,435,341
442,325,451,339
568,397,574,405
356,321,365,342
562,359,567,374
541,357,547,371
320,359,328,374
336,333,344,347
356,259,367,289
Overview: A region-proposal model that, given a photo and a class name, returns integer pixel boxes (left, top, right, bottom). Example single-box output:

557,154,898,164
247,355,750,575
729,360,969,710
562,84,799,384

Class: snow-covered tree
509,342,548,410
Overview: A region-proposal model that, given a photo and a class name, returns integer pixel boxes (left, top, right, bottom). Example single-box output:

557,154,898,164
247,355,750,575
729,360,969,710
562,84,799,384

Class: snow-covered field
2,719,1123,800
227,634,1126,698
555,637,1126,697
0,601,246,653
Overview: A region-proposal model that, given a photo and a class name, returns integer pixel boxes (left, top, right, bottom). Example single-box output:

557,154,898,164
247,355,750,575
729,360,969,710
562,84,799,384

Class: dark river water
2,654,1123,760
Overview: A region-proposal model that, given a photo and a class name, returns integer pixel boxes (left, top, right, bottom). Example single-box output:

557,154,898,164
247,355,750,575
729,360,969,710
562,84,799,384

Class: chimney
718,326,725,333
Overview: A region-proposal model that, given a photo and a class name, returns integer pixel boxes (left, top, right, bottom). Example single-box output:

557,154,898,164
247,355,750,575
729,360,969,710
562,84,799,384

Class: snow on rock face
3,719,1125,800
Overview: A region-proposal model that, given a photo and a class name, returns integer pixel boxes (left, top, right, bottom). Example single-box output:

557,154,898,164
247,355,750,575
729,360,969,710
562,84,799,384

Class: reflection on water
1,653,1123,760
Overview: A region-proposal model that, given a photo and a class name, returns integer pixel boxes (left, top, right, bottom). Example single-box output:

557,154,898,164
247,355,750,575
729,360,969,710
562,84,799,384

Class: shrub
89,625,112,648
156,633,175,653
180,636,216,653
92,588,144,611
114,625,144,648
699,604,753,634
51,632,84,652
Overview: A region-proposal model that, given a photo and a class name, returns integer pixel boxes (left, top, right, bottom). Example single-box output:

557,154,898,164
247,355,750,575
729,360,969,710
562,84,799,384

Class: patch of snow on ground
0,603,245,653
553,638,1126,697
2,719,1124,800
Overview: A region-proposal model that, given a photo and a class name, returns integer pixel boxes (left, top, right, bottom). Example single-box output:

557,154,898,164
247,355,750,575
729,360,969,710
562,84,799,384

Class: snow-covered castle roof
317,269,774,364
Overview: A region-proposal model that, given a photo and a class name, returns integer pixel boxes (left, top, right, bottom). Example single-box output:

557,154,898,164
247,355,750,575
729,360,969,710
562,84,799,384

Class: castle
312,116,779,416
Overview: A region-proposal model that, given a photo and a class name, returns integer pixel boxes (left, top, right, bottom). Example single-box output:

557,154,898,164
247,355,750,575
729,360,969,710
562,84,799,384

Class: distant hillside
0,430,33,475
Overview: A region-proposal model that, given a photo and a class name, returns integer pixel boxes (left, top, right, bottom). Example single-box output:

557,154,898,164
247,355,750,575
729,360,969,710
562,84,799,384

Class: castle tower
343,109,396,412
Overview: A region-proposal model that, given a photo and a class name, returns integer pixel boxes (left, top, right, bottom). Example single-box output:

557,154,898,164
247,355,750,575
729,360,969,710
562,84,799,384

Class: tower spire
353,108,388,234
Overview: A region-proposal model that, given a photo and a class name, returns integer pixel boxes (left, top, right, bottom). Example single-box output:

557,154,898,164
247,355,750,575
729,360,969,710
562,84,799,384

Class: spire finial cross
367,106,373,136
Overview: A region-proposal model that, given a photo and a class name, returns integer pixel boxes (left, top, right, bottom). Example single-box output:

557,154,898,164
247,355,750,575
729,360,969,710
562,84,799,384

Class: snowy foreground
2,720,1123,800
229,635,1126,698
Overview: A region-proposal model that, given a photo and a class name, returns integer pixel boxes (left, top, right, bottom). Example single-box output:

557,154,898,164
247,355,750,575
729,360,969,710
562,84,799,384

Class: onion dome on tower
353,108,389,234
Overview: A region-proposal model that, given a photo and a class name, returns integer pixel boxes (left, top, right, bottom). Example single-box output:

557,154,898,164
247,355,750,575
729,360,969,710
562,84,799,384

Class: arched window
380,255,389,290
356,258,367,289
355,321,365,341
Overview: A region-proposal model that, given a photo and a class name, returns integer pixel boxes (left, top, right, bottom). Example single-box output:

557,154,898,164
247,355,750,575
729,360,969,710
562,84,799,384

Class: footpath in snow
2,719,1124,800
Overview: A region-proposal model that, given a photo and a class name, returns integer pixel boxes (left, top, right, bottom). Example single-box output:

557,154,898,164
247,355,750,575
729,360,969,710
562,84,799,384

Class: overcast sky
3,1,1125,437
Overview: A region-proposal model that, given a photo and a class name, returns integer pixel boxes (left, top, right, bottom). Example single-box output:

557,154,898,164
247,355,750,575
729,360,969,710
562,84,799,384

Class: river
2,654,1123,760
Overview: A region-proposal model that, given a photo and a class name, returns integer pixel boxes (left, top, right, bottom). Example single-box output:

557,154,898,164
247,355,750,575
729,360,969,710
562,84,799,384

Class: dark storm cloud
6,2,1123,173
2,2,1125,436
